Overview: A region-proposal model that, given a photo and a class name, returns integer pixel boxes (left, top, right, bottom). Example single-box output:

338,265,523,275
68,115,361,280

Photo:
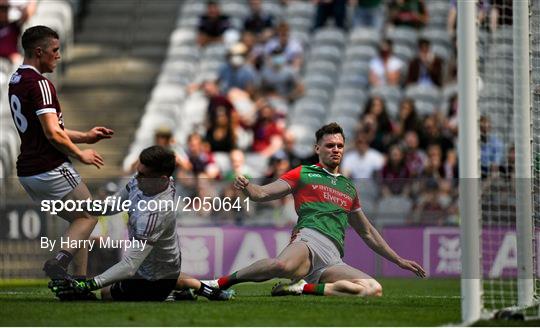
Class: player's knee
267,258,286,275
351,279,382,297
369,280,383,297
268,259,295,277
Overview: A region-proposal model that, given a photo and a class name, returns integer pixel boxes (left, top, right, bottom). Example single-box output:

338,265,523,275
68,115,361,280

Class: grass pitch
2,278,537,326
0,278,462,326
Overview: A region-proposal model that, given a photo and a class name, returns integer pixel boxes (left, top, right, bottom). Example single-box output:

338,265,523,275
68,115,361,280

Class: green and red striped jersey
280,163,361,256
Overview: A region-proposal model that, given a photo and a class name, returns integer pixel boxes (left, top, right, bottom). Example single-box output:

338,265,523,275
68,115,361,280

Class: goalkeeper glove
71,278,99,293
48,278,99,301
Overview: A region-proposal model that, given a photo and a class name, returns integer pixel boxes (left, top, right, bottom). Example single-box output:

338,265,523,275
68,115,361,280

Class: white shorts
291,228,346,283
19,162,82,202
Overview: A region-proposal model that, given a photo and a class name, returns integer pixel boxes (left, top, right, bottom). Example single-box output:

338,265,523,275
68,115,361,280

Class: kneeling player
49,146,232,301
203,123,425,297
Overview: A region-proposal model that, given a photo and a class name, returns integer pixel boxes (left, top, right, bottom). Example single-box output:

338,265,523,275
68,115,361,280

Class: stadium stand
1,0,465,227
119,0,465,226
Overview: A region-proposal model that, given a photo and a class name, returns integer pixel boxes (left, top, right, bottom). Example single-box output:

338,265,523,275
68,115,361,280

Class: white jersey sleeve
93,242,153,288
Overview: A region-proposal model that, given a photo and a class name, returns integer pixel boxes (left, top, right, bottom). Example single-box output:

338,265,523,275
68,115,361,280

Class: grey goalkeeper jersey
119,177,181,280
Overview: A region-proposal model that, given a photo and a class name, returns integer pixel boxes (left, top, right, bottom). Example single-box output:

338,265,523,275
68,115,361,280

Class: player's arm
348,209,426,277
15,0,36,26
70,242,153,292
93,242,153,288
233,175,291,202
38,114,104,168
65,127,114,144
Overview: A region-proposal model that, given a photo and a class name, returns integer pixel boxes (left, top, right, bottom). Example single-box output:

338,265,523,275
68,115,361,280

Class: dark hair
418,38,430,47
399,98,420,133
139,146,176,177
362,96,393,133
21,26,59,57
315,122,345,144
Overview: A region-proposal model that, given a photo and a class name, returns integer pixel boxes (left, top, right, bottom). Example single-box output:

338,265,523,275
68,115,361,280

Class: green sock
303,283,325,295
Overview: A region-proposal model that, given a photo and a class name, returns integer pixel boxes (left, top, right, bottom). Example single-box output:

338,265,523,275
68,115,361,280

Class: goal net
460,0,540,323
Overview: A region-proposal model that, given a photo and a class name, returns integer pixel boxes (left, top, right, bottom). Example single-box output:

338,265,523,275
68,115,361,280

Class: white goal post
459,0,538,323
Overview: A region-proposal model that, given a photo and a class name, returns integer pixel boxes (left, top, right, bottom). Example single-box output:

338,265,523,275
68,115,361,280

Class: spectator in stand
388,0,428,29
447,0,490,37
282,129,318,168
260,150,296,226
313,0,347,31
251,99,284,157
177,133,221,207
360,96,394,153
380,144,411,196
443,148,458,184
184,132,220,180
369,39,404,87
217,42,259,96
401,130,427,177
199,80,242,153
411,180,448,226
241,30,266,71
418,115,454,156
444,95,459,139
282,130,302,169
127,127,189,175
264,22,304,71
260,48,304,102
243,0,274,36
353,0,385,32
222,149,256,222
480,115,504,177
394,98,422,138
411,143,445,206
406,38,444,87
0,0,35,64
205,102,237,152
262,150,290,186
202,79,234,116
197,0,231,47
258,83,289,119
499,145,514,180
223,149,255,182
341,132,386,180
421,143,444,183
358,112,378,146
443,37,458,86
489,0,512,33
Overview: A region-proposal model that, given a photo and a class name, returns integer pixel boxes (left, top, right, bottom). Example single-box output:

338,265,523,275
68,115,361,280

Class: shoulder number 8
10,95,28,133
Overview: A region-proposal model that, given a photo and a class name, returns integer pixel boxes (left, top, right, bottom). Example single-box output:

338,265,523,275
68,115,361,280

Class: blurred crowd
116,0,518,227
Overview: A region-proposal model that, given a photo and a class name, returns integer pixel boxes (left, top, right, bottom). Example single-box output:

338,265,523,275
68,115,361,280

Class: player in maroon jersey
204,123,425,297
0,0,35,64
8,26,114,280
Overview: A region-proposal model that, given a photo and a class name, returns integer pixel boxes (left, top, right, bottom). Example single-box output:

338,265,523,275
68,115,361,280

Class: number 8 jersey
8,65,68,177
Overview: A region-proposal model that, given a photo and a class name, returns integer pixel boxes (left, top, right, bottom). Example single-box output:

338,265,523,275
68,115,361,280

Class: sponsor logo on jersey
9,73,21,84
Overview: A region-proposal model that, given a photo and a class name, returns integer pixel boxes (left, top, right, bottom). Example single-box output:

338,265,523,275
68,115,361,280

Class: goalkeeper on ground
49,145,232,301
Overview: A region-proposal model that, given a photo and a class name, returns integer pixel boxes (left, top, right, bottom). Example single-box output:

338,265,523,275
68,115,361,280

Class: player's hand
233,175,250,190
79,149,104,169
48,278,98,301
397,258,426,278
70,278,99,293
86,127,114,144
